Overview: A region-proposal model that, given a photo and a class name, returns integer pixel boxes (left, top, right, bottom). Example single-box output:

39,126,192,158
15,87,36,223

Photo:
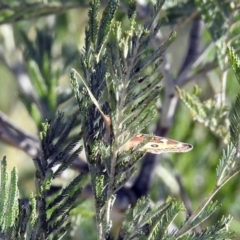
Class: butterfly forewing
122,134,193,154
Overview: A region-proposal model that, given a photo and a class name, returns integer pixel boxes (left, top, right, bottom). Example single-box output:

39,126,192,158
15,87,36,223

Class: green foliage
70,0,177,237
70,0,238,238
229,47,240,152
177,86,229,143
0,113,87,239
1,0,240,239
162,0,196,26
195,0,232,41
0,157,19,234
178,216,233,240
19,29,79,130
195,0,240,71
228,46,240,84
119,197,183,239
176,39,240,240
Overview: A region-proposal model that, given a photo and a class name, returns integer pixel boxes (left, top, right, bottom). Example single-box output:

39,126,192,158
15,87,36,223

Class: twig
0,111,39,157
0,25,46,118
0,110,89,172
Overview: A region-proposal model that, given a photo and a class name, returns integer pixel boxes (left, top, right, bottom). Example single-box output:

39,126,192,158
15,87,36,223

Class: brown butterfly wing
122,134,193,154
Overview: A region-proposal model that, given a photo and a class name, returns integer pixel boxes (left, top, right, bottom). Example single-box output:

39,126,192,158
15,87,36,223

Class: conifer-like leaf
216,143,237,186
88,0,100,45
48,173,86,209
0,157,8,231
126,0,137,20
229,52,240,151
16,199,31,238
0,157,19,236
227,46,240,85
146,200,182,240
195,0,233,41
195,0,240,73
177,86,229,142
213,46,240,184
178,216,233,240
119,197,183,239
25,112,85,239
6,167,19,228
30,193,37,227
96,0,119,55
178,201,220,237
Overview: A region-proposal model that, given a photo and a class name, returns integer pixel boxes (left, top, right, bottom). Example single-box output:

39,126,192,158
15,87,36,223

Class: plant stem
175,165,240,238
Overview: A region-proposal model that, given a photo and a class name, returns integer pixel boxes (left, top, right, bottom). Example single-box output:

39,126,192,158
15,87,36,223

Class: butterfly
72,69,193,154
121,134,193,154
